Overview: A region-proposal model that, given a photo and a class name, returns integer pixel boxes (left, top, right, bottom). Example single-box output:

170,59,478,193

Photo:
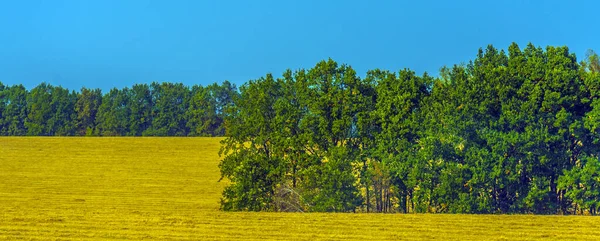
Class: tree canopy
219,43,600,215
1,43,598,215
0,81,237,137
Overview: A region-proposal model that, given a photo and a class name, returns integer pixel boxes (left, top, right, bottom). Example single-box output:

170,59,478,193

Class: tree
47,86,77,136
75,87,102,136
187,82,237,136
585,49,600,73
558,156,600,215
371,69,432,213
219,73,284,211
144,82,189,136
219,59,369,212
25,83,53,135
96,88,130,136
128,84,153,136
1,85,28,135
1,42,598,215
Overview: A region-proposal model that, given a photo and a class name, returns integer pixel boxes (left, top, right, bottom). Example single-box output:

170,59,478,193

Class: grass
1,137,599,240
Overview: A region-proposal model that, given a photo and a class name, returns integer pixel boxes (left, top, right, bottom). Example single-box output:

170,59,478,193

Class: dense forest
219,43,600,215
0,81,237,136
2,43,599,215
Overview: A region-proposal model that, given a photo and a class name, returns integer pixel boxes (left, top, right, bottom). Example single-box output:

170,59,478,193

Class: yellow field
0,137,599,240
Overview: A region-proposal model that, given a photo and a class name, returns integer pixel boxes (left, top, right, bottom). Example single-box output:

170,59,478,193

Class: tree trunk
366,184,370,213
374,181,381,212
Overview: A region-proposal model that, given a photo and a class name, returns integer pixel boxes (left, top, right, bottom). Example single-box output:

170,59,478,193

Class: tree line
0,81,237,136
219,43,600,215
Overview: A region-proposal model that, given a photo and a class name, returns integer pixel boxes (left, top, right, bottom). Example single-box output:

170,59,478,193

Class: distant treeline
219,43,600,215
0,81,237,136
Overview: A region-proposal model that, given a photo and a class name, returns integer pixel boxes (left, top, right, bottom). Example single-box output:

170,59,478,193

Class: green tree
48,86,77,136
585,49,600,73
75,87,102,136
1,85,28,135
25,83,53,135
219,74,284,211
558,156,600,215
24,84,77,136
369,69,431,213
128,84,153,136
96,88,130,136
187,81,236,136
144,82,189,136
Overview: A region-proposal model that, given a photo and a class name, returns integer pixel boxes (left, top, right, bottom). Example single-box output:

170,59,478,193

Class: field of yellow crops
1,137,599,240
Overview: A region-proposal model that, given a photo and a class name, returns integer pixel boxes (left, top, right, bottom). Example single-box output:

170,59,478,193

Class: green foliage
127,84,153,136
25,83,53,135
585,49,600,73
219,74,285,211
75,88,102,136
1,85,28,135
301,146,362,212
0,81,234,137
187,81,237,136
1,43,598,215
142,82,190,136
25,83,77,136
220,44,600,215
558,156,600,215
96,88,130,136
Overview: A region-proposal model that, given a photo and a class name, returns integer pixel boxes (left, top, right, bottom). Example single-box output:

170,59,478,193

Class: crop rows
1,138,599,240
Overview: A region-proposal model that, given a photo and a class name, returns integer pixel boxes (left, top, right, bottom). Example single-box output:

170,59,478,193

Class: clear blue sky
0,0,598,91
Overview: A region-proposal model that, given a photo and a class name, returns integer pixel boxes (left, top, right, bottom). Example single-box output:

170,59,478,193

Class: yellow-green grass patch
1,137,599,240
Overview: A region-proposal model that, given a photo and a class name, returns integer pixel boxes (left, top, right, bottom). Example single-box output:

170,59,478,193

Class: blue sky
0,0,598,91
